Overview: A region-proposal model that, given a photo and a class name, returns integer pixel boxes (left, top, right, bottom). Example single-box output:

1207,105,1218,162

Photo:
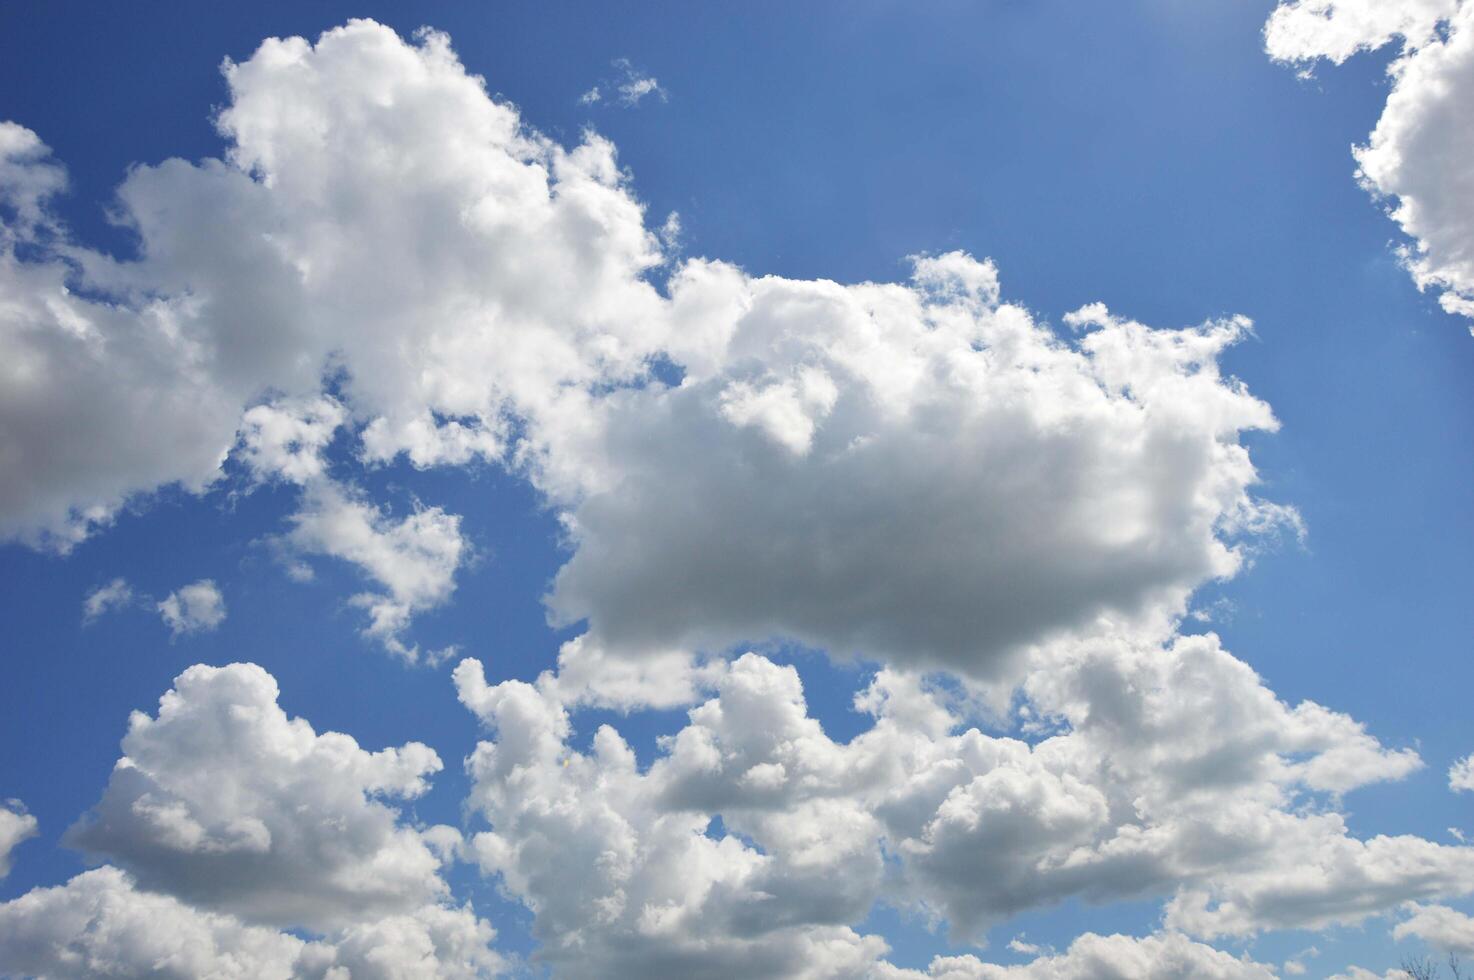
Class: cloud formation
0,800,37,878
0,865,506,980
580,58,668,107
65,661,453,931
0,22,1295,683
0,662,506,978
452,627,1452,976
82,577,134,623
157,579,226,636
1395,903,1474,955
1267,0,1474,327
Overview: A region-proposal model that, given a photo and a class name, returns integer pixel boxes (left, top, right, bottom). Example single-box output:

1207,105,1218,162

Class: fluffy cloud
874,931,1276,979
2,663,505,977
237,395,346,486
453,628,1454,976
0,22,1296,684
1395,903,1474,954
0,799,37,878
157,579,226,636
1267,0,1474,327
1263,0,1457,64
545,267,1294,681
1391,896,1474,949
82,576,135,623
0,20,667,550
0,866,506,980
1451,754,1474,792
0,867,317,980
0,124,248,550
65,662,452,932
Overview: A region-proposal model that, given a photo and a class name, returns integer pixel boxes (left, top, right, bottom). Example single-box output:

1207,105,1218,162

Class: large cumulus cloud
451,625,1457,978
0,663,506,979
0,21,1296,679
64,661,454,931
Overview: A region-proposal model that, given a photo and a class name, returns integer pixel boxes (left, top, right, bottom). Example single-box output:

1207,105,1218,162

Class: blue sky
1,2,1472,978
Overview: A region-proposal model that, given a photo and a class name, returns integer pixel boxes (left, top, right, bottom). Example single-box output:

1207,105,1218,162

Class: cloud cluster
0,866,505,980
452,626,1454,977
0,662,505,979
1267,0,1474,327
1,17,1467,977
285,480,465,662
64,661,450,929
0,21,1296,682
237,395,468,661
875,931,1276,979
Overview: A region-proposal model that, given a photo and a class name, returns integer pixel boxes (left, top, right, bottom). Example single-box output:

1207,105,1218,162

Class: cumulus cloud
0,21,668,549
545,266,1294,681
0,22,1297,685
0,866,506,980
1266,0,1474,328
874,931,1276,979
64,661,453,932
2,663,505,977
236,395,345,486
0,800,37,878
82,576,135,623
157,579,226,636
1395,902,1474,954
0,866,318,980
453,628,1452,975
1264,0,1457,64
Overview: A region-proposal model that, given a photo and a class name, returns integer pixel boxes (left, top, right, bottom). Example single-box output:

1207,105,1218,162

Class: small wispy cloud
580,58,667,108
82,577,135,624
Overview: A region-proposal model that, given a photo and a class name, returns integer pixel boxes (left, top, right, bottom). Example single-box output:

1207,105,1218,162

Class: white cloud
157,579,226,636
82,576,135,623
581,59,667,109
1266,0,1474,328
64,661,452,932
0,21,669,549
1452,754,1474,792
1264,0,1456,65
0,867,319,980
0,22,1298,687
236,395,345,485
284,481,465,662
1395,903,1474,954
3,662,505,977
453,628,1453,975
0,800,38,878
874,931,1276,979
0,866,507,980
236,395,467,661
544,264,1296,682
